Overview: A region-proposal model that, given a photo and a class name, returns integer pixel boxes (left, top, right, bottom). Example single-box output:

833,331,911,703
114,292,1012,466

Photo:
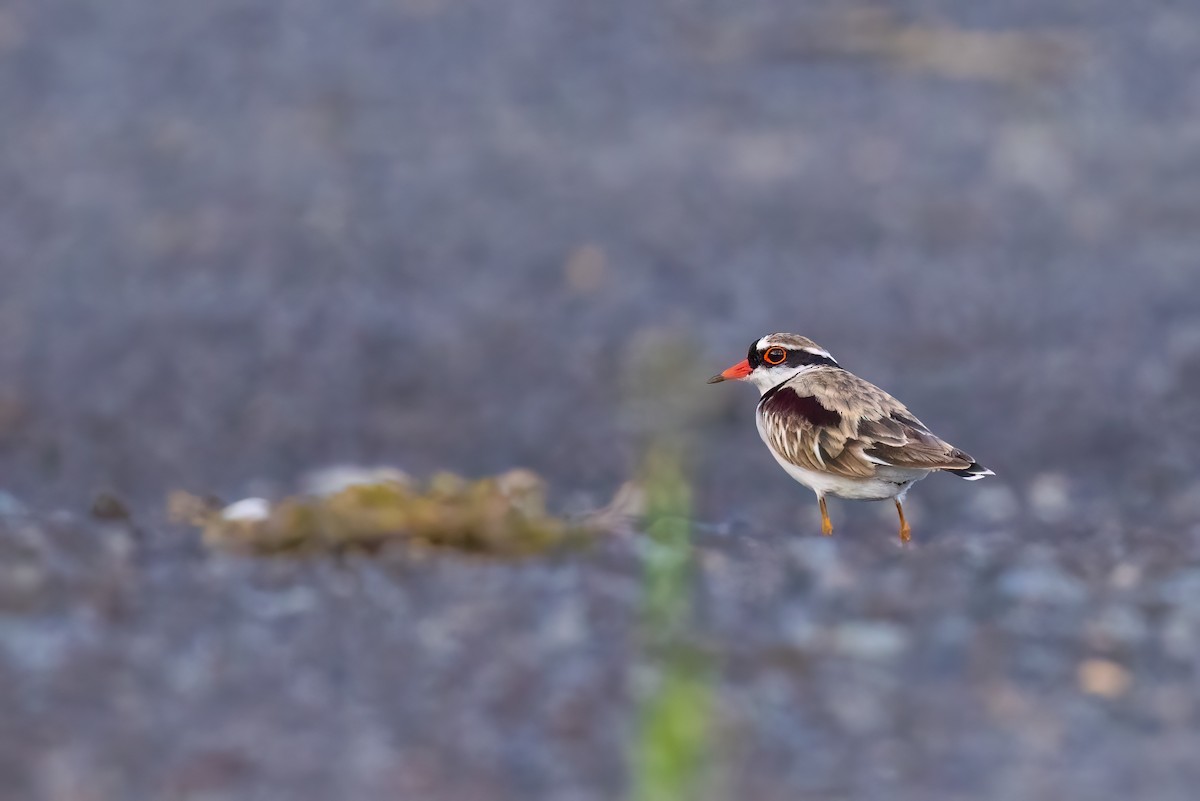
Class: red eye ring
764,347,787,365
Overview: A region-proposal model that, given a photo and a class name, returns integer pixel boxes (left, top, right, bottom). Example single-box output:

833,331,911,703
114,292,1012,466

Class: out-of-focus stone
826,681,888,734
1028,473,1073,524
1085,605,1148,650
927,614,972,658
779,606,821,650
0,491,26,518
0,620,74,673
1109,563,1141,590
1161,611,1195,659
991,124,1073,196
1167,322,1200,364
1159,570,1200,615
831,621,909,661
1167,481,1200,524
563,244,608,294
998,563,1087,604
1150,684,1197,727
787,538,854,592
89,493,131,521
541,598,586,649
969,483,1021,524
221,498,272,522
0,562,45,604
1077,659,1131,698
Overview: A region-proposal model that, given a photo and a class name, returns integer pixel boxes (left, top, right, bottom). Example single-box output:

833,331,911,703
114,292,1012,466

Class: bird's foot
894,499,912,545
818,496,834,536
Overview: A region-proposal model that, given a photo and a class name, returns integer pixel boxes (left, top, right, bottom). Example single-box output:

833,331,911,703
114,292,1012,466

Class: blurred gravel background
2,1,1200,799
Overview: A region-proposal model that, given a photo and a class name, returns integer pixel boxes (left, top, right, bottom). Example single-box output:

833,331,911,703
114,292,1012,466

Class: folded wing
757,369,980,480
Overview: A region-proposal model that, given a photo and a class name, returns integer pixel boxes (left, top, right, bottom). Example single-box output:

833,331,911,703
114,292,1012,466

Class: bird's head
707,333,841,394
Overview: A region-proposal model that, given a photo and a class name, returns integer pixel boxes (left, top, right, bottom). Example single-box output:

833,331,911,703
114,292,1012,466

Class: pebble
1085,604,1148,649
1167,481,1200,522
830,621,909,661
826,681,889,733
1108,563,1141,590
0,620,74,673
89,493,131,521
221,498,271,522
970,483,1021,524
1077,659,1132,698
0,562,45,600
998,564,1087,604
541,599,586,649
1158,569,1200,615
779,606,821,650
563,243,608,294
786,538,854,592
1161,611,1195,659
0,491,27,518
1028,473,1073,524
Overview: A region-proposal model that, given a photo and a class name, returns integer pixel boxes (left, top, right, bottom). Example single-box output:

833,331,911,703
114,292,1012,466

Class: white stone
221,497,271,522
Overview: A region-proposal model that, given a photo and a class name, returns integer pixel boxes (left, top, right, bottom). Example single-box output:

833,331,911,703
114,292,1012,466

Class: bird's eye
764,347,787,365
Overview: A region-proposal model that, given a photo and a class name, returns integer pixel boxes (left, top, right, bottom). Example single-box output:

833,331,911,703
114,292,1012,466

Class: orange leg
818,496,833,536
895,499,912,544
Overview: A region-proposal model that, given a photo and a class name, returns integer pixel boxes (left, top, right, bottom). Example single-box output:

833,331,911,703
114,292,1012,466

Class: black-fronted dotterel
709,333,992,543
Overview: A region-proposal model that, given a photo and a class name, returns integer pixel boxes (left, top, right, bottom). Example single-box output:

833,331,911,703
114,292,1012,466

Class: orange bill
707,359,752,384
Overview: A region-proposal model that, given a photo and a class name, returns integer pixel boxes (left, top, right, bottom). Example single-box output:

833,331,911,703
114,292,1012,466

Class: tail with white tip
947,461,994,480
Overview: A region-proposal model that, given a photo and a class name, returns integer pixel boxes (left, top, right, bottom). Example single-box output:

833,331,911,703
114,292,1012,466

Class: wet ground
2,1,1200,799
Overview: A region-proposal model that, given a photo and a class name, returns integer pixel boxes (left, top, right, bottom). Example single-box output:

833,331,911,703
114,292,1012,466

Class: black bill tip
706,374,725,384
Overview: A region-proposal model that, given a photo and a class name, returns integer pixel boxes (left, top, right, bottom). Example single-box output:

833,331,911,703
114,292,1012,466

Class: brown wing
757,368,976,479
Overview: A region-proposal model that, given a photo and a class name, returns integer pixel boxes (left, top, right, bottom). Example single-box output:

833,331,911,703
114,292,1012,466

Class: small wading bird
709,333,992,544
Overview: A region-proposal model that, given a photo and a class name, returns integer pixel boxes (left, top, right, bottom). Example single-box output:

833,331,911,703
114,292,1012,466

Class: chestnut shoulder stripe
759,385,843,428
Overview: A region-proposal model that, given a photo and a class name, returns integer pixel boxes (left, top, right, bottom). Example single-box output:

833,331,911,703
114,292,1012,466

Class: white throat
748,365,805,395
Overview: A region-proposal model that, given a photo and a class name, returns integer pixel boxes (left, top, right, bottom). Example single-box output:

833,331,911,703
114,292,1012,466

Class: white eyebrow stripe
756,336,771,350
802,347,832,359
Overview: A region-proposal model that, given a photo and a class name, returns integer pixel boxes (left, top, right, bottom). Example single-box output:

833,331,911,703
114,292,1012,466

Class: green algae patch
170,469,637,558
